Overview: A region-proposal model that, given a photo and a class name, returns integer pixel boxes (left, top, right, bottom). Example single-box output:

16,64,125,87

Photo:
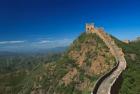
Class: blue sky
0,0,140,52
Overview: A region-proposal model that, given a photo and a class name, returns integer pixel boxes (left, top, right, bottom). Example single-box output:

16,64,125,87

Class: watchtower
86,23,95,33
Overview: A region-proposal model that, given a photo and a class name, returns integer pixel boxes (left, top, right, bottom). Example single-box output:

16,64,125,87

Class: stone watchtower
86,23,95,33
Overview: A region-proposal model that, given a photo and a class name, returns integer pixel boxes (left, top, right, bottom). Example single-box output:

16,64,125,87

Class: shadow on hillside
111,73,123,94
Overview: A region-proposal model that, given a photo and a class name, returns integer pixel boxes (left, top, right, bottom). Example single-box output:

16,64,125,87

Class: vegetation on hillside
17,33,115,94
0,53,61,94
0,33,117,94
112,36,140,94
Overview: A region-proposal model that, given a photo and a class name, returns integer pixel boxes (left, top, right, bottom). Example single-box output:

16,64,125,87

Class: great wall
85,23,127,94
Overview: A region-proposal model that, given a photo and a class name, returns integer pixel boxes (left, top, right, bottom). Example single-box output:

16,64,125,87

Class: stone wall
85,23,127,94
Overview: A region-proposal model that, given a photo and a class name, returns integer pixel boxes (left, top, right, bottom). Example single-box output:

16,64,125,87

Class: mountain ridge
16,32,116,94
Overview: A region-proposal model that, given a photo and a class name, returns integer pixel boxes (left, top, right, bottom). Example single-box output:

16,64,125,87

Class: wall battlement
86,23,95,33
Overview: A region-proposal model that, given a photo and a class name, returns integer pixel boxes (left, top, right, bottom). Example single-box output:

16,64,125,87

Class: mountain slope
0,54,61,94
17,32,116,94
112,37,140,94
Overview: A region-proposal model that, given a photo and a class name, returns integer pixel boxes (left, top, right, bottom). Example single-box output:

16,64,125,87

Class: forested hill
112,36,140,94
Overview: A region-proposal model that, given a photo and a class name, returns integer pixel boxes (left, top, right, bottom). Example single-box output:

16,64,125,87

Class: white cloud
39,38,72,44
0,38,74,51
0,41,25,45
34,38,73,48
38,40,53,44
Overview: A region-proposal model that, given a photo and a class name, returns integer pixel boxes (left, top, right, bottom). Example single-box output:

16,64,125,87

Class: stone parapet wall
86,24,127,94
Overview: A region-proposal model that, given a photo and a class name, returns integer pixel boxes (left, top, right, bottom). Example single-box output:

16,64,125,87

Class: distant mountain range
0,46,68,56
